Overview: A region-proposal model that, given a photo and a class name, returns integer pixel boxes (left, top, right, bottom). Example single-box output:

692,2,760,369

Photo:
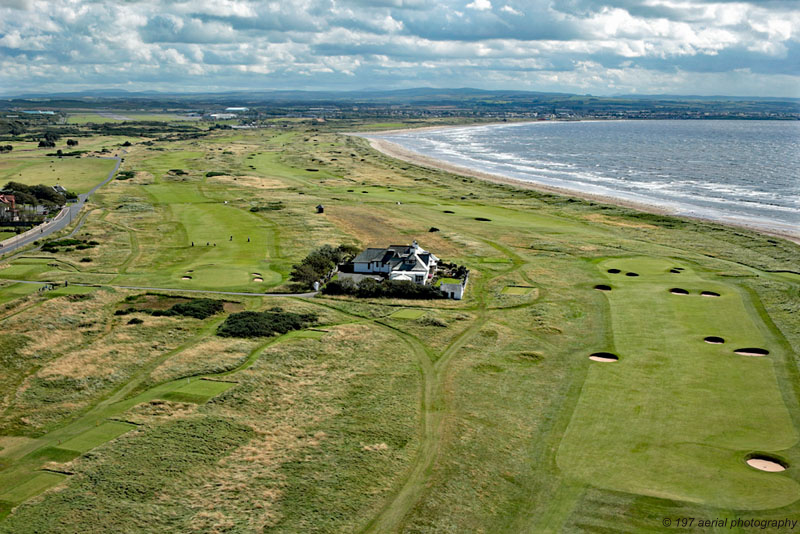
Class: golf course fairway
558,257,799,509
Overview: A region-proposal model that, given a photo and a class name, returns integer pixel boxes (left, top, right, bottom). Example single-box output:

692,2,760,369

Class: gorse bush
151,298,223,319
217,307,317,338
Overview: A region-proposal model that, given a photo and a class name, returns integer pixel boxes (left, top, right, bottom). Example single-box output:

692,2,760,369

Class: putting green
390,309,426,320
57,421,136,453
501,285,534,295
118,180,282,290
0,471,66,503
162,379,236,404
557,256,800,510
0,283,40,305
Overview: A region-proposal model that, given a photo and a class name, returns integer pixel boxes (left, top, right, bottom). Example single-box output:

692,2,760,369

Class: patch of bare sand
747,458,786,472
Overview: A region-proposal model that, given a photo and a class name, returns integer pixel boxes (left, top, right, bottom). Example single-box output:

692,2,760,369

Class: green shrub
205,171,226,177
151,298,223,319
217,308,317,338
323,278,445,300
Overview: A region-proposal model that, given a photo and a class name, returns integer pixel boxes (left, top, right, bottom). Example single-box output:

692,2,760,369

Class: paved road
0,156,121,257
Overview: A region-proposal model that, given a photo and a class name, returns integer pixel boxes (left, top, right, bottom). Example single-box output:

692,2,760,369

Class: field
0,119,798,532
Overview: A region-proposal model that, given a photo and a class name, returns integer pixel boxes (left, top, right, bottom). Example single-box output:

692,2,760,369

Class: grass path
355,237,528,533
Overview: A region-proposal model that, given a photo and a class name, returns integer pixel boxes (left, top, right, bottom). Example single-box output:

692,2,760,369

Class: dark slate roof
353,248,391,263
388,245,412,255
389,257,428,272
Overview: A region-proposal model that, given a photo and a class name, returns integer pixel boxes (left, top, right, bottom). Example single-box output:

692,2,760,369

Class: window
415,275,424,283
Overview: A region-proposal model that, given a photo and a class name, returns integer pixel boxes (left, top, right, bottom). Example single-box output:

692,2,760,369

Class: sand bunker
746,455,787,472
253,277,263,282
443,210,455,214
589,352,619,362
594,285,612,291
734,348,769,357
670,288,689,295
701,291,720,297
669,269,681,274
181,276,192,280
607,268,621,274
704,336,725,344
625,272,639,277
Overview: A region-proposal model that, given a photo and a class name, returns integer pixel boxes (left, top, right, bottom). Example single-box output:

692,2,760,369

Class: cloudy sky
1,0,798,97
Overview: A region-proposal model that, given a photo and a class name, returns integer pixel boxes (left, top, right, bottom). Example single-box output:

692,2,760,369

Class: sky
1,0,798,97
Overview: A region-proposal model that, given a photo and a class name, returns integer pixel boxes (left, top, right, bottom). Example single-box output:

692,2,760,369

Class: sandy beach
358,130,800,245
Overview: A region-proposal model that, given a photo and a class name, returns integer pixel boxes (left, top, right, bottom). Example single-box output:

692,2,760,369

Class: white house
350,241,438,285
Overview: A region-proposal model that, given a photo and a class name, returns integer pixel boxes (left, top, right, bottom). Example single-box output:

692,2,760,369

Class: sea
374,120,800,238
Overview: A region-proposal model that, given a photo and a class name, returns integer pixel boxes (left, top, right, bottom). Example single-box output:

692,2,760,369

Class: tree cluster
0,145,12,153
217,307,317,338
322,278,445,300
2,181,68,207
290,243,361,289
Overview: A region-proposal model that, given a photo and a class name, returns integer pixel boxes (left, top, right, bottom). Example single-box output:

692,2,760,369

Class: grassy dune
0,121,798,533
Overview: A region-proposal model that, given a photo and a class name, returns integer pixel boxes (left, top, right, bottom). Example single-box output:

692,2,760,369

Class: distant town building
0,194,19,221
316,204,324,214
225,107,249,112
209,113,237,120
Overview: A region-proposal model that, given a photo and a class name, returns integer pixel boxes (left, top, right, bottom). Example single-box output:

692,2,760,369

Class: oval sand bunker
734,348,769,357
589,352,619,362
594,285,611,291
625,272,639,277
670,288,689,295
607,268,621,274
701,291,720,297
704,336,725,344
181,276,192,280
746,455,787,472
253,277,263,282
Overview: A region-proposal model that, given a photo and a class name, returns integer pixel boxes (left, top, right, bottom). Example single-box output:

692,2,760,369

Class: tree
43,131,60,143
289,263,320,287
66,139,78,147
0,145,12,153
38,140,56,148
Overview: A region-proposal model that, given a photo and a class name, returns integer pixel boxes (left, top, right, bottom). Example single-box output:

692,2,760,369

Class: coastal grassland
0,317,422,533
0,155,116,193
0,289,215,436
0,121,798,533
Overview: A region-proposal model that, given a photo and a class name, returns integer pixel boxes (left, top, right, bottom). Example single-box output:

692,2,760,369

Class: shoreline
356,129,800,246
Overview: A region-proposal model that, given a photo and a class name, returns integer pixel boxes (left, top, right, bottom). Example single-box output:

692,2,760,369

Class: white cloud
465,0,491,11
0,0,797,96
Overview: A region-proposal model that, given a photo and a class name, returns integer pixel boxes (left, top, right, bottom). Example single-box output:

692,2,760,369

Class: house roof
353,248,392,263
389,257,428,272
